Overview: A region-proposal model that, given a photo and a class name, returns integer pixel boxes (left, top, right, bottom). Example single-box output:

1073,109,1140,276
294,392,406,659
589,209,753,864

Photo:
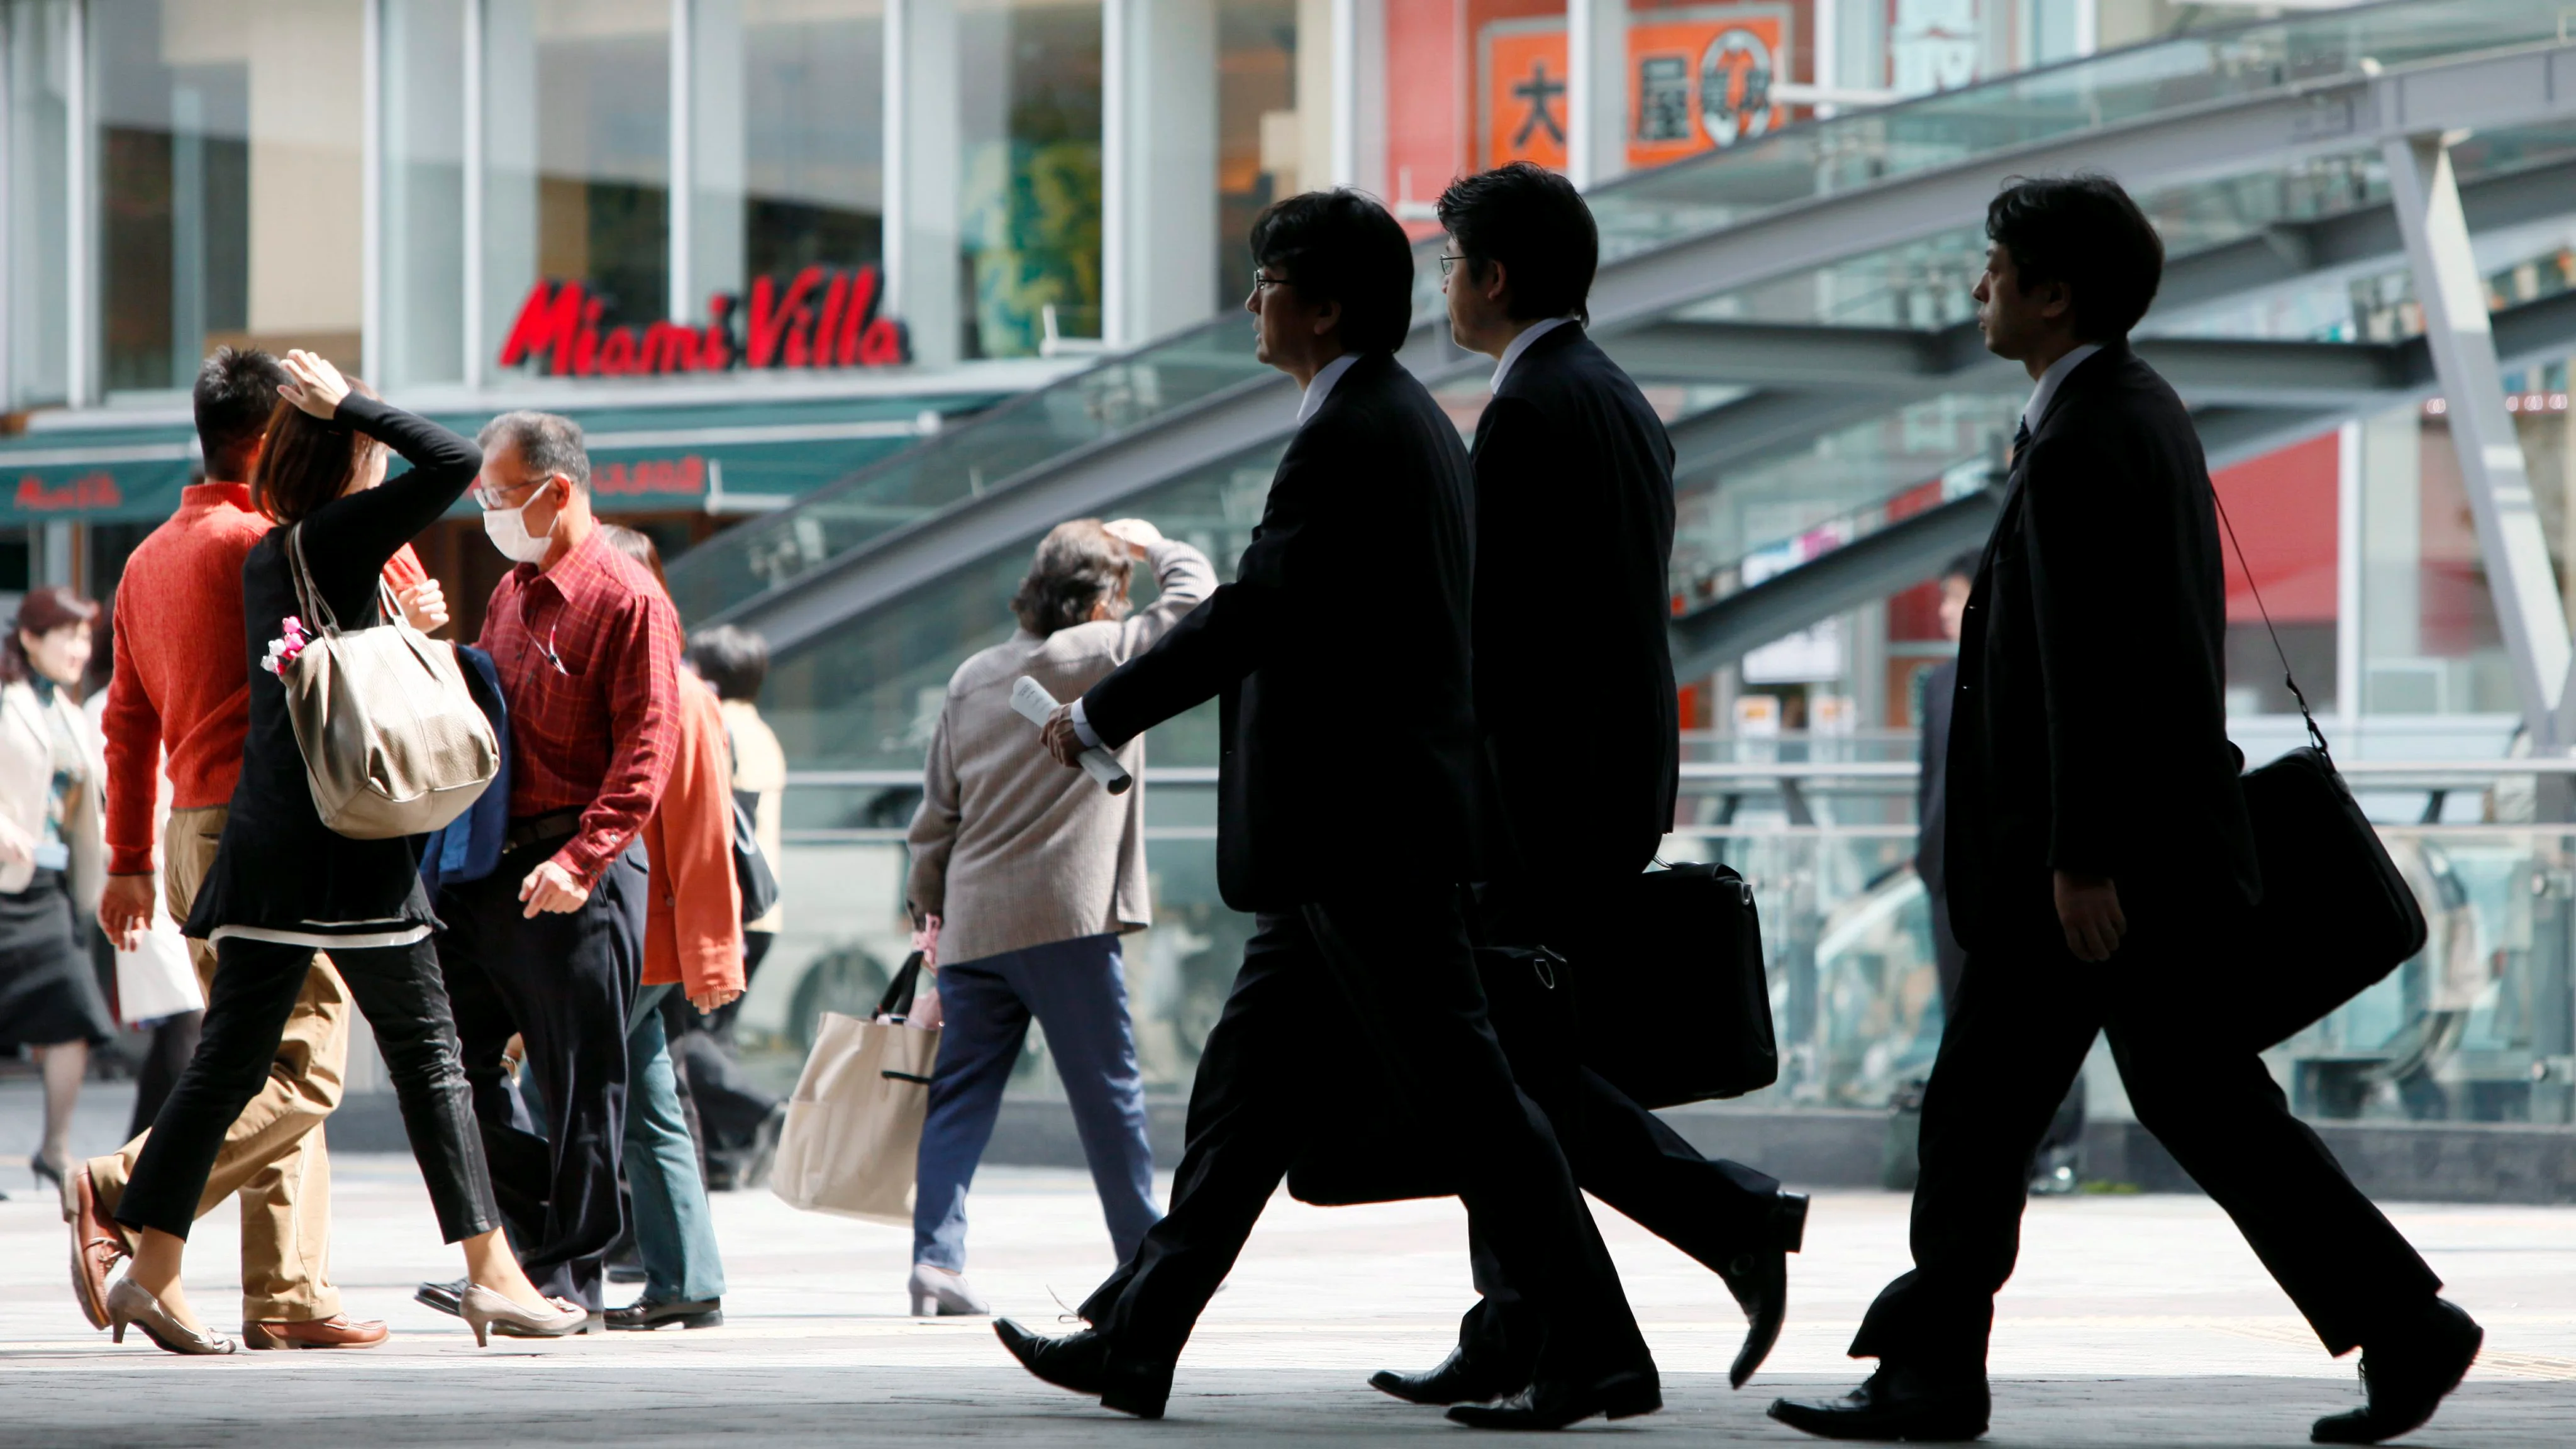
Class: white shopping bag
769,1006,940,1225
114,887,202,1024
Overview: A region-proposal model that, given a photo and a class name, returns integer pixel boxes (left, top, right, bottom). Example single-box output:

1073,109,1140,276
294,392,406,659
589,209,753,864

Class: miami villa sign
499,264,909,379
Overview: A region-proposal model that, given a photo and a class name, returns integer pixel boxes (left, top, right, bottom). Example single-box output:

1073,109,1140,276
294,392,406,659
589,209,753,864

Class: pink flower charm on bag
260,615,311,677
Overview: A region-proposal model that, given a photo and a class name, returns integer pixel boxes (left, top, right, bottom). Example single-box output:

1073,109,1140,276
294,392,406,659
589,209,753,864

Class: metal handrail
785,758,2576,791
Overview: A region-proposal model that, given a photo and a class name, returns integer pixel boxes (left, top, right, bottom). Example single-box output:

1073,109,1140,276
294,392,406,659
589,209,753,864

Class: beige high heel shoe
105,1277,236,1355
457,1284,591,1346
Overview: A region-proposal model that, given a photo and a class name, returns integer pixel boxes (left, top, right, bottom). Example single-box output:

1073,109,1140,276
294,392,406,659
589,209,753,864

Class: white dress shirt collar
2021,341,2104,437
1296,352,1362,429
1488,316,1577,394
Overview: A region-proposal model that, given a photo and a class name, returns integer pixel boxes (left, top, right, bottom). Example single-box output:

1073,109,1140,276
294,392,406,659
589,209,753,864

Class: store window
92,0,364,396
1216,0,1296,309
958,0,1102,358
484,0,671,367
5,0,74,408
695,0,887,309
382,0,469,387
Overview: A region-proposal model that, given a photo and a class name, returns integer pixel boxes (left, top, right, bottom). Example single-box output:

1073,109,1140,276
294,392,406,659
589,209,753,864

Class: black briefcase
2234,745,2427,1050
1284,863,1775,1208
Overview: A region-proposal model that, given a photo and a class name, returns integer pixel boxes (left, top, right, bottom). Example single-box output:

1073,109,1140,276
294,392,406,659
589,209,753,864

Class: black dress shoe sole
413,1284,464,1319
1367,1366,1517,1406
1445,1374,1661,1430
2310,1320,2483,1445
1767,1399,1987,1441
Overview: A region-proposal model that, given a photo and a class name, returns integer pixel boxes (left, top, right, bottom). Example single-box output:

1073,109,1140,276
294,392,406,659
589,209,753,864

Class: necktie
2011,418,2032,463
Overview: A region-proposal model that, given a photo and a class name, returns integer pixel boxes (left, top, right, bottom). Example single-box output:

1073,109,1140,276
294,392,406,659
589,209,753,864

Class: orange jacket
643,676,745,999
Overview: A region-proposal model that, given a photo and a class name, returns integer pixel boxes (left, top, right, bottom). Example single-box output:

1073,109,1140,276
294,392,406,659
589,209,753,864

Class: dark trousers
1454,891,1782,1374
1079,891,1649,1387
1851,903,2443,1370
436,844,646,1310
128,1011,204,1140
118,936,499,1245
1929,886,2085,1175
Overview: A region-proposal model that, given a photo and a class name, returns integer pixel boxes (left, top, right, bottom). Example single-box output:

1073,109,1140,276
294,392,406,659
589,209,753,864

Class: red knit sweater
102,481,425,876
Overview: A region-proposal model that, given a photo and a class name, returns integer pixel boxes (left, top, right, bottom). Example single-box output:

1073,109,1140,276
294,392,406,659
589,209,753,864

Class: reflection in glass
1214,0,1295,310
958,0,1102,358
484,0,670,355
92,0,363,394
691,0,886,319
382,0,467,386
6,0,74,407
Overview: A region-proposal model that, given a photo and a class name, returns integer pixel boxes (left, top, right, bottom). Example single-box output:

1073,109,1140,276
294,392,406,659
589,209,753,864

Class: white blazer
0,678,106,916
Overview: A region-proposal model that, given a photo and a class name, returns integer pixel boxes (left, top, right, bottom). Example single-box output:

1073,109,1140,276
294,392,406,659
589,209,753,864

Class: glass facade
92,0,364,394
957,0,1102,357
382,0,468,387
1214,0,1297,308
4,0,73,408
723,0,887,291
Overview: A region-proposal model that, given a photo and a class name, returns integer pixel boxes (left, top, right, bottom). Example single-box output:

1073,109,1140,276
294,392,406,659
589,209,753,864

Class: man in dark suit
1771,175,2479,1446
1365,161,1806,1411
996,189,1659,1431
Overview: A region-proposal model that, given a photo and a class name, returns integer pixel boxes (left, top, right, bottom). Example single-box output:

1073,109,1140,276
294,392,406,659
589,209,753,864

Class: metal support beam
2385,133,2573,753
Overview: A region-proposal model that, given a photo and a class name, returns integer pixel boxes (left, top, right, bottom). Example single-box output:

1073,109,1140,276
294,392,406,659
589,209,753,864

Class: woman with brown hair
0,585,111,1194
107,350,582,1353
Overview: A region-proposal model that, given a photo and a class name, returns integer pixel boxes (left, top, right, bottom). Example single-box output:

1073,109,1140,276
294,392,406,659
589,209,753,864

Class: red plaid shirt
477,525,686,887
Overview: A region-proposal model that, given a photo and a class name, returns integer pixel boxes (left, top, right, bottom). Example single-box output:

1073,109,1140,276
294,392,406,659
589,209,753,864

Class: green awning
0,390,1013,525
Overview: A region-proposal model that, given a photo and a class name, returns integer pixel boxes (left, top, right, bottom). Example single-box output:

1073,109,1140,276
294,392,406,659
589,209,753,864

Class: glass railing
726,760,2576,1128
1584,0,2576,270
669,0,2568,631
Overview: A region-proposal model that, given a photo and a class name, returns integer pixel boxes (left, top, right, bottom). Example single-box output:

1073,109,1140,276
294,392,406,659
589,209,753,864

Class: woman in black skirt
0,585,113,1194
109,350,584,1353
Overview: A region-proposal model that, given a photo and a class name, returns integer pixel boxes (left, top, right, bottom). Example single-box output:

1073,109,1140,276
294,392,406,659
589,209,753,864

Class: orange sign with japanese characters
1477,4,1793,170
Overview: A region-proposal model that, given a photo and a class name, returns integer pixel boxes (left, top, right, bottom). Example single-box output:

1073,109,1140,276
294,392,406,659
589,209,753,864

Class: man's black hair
1985,173,2164,341
687,623,770,702
1435,162,1598,326
194,347,287,482
1248,189,1416,353
1941,551,1979,584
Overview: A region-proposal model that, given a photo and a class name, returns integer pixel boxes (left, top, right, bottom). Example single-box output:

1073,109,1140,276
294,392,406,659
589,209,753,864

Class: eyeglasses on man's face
467,474,552,510
1438,254,1467,279
1250,270,1292,296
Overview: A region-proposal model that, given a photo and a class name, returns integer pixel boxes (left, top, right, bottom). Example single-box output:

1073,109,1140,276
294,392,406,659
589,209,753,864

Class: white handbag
770,954,940,1226
114,884,203,1024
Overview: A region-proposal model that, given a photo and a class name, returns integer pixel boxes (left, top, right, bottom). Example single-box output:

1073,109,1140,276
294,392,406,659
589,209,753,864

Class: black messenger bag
2216,499,2428,1050
1284,862,1776,1208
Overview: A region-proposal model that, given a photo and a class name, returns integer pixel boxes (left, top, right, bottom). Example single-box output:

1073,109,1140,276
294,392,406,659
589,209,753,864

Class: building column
2384,133,2575,756
684,0,746,323
886,0,960,368
1104,0,1218,348
1309,0,1382,197
1566,0,1624,189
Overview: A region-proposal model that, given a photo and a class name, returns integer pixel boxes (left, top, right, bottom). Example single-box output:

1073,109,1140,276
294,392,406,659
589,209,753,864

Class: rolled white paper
1012,675,1134,794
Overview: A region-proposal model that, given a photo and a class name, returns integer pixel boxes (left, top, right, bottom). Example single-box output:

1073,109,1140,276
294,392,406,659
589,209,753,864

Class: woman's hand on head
277,349,352,419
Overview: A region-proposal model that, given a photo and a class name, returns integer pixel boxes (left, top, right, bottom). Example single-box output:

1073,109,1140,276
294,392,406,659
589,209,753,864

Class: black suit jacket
1944,342,2259,950
1472,323,1679,884
1083,351,1490,913
1914,656,1956,897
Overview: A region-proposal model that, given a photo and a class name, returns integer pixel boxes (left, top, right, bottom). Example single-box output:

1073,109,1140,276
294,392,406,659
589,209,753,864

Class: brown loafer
65,1166,126,1332
243,1315,391,1350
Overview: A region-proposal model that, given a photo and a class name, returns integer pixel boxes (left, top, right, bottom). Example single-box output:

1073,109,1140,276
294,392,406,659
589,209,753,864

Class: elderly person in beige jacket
904,517,1213,1317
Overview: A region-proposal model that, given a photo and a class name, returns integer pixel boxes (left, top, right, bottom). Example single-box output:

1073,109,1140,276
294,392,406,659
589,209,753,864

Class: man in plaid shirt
429,410,683,1316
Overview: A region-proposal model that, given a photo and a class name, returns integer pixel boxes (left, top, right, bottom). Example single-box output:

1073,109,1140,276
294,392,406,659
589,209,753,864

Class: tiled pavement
2,1083,2572,1446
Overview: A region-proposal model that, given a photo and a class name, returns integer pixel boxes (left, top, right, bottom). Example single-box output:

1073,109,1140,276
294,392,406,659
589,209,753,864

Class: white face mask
481,489,556,564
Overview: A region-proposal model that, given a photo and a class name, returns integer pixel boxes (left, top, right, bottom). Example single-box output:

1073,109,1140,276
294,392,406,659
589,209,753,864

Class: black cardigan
183,395,482,942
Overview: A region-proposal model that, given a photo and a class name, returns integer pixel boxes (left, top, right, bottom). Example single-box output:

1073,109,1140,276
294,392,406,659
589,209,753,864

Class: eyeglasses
467,475,550,509
1250,270,1291,294
1438,254,1467,279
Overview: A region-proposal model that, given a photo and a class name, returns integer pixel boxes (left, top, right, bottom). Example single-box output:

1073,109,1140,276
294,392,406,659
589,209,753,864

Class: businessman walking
1770,174,2479,1446
1366,162,1806,1409
996,189,1658,1431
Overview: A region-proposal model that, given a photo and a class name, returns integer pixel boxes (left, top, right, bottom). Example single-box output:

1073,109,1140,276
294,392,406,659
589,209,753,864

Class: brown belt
503,808,584,855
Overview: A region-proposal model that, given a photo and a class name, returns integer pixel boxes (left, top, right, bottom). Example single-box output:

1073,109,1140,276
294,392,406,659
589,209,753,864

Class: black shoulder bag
2215,492,2429,1049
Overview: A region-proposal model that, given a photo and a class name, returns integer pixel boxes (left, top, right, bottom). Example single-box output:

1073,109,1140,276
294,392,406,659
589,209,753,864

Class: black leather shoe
1718,1191,1809,1388
413,1279,467,1319
608,1296,723,1330
1768,1367,1989,1441
1445,1369,1660,1430
994,1318,1173,1419
2311,1298,2482,1445
1368,1346,1523,1406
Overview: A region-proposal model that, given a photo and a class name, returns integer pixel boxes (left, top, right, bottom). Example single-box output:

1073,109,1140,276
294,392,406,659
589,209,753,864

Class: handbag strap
2209,483,2330,758
283,523,342,637
875,950,924,1021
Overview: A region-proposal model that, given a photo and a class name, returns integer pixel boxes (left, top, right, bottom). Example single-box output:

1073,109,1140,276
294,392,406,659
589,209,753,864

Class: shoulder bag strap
2209,482,2329,758
284,523,341,636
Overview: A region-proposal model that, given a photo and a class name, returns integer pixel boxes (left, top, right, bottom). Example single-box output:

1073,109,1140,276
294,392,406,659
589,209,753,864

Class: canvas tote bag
770,953,940,1225
281,523,499,840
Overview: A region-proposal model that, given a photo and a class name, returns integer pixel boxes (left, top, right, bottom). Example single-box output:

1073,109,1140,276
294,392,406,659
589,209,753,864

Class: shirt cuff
1069,698,1105,752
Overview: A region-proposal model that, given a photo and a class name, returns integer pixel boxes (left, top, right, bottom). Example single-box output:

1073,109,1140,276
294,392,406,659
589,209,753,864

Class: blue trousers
625,984,726,1303
913,933,1159,1271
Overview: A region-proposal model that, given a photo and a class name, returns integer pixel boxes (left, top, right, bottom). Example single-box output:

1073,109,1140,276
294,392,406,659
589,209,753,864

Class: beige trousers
87,804,350,1323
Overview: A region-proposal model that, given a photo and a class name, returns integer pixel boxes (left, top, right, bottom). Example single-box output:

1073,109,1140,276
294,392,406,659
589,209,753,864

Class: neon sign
14,472,123,512
497,264,909,379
